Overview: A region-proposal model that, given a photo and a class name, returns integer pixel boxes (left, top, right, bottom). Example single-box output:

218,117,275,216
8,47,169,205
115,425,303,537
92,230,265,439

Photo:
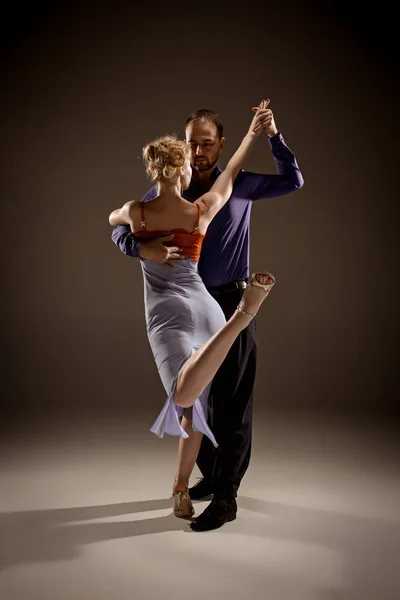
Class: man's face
185,119,225,173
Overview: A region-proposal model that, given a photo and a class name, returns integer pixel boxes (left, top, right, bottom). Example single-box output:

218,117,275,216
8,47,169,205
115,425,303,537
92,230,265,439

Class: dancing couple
109,98,303,531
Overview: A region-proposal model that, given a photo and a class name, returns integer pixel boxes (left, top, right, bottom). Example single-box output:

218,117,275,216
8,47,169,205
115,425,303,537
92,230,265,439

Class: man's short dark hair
185,109,224,139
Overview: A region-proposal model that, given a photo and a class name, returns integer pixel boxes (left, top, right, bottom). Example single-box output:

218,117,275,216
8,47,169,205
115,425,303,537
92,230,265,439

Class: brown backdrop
2,1,398,422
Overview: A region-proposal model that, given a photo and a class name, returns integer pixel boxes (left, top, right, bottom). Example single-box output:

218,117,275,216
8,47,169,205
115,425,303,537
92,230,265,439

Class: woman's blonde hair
142,135,190,182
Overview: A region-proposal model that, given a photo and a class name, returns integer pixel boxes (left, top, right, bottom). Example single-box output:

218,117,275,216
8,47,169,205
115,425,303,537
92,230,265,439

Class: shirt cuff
268,132,283,146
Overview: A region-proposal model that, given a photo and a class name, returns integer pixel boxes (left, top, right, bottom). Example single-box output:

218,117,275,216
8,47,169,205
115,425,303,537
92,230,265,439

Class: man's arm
240,103,304,200
111,224,142,258
241,132,304,201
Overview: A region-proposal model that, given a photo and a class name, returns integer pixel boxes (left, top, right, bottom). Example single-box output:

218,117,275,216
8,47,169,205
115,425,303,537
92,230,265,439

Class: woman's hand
247,99,271,137
251,98,278,137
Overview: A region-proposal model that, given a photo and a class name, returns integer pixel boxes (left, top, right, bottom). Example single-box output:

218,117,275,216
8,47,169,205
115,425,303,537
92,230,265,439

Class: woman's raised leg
174,272,274,409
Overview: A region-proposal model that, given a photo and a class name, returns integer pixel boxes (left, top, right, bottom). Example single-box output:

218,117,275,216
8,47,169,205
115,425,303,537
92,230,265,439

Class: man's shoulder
141,184,158,202
233,169,263,187
235,169,256,178
217,168,258,183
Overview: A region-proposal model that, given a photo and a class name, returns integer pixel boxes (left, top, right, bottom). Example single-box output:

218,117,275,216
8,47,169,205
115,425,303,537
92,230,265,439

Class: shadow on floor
1,496,399,599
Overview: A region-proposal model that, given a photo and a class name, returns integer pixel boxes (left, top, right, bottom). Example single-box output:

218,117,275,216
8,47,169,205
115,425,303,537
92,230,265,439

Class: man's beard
193,156,218,172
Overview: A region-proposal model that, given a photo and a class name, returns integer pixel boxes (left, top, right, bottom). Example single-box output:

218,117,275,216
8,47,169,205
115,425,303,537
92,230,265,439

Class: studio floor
1,409,399,600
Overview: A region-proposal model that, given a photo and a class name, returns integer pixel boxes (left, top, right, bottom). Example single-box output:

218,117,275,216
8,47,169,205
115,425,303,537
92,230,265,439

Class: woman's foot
172,489,195,519
236,272,275,319
172,479,195,519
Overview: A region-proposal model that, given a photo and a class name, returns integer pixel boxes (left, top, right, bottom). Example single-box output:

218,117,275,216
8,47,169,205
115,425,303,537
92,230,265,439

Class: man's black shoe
190,498,237,531
188,478,214,500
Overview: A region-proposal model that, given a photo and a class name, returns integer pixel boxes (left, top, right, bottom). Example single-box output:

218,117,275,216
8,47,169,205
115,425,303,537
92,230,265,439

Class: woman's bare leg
173,413,203,493
171,274,273,516
174,273,274,408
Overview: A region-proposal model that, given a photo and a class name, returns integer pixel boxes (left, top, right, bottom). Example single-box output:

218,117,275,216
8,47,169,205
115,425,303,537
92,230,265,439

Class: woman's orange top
133,202,205,263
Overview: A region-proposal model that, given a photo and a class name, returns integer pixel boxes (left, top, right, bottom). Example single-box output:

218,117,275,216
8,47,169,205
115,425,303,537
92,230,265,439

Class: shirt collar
184,165,221,200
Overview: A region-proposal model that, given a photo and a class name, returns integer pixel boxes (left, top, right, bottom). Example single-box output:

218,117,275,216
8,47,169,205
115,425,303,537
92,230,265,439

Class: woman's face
181,158,192,190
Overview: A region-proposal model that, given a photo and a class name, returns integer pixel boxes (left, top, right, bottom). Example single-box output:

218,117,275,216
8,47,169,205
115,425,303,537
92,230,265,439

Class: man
112,101,304,531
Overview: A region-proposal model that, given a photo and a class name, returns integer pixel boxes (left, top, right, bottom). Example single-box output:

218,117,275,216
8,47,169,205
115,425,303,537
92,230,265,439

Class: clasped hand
248,98,278,138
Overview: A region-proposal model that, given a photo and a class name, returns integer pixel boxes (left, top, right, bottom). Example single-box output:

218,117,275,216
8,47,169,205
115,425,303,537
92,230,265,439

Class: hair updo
142,135,190,182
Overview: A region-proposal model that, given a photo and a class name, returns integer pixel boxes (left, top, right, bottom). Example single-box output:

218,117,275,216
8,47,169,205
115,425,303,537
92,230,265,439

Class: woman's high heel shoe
172,489,195,519
237,271,275,317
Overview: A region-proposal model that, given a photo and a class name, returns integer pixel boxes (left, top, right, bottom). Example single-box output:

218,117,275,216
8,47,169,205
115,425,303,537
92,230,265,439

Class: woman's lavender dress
142,258,226,447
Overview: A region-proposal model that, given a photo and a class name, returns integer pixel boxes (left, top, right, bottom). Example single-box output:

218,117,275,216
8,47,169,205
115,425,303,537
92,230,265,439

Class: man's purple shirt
111,132,304,288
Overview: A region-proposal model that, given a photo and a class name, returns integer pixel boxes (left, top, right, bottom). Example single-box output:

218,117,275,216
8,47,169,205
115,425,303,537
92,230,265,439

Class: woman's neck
157,179,183,202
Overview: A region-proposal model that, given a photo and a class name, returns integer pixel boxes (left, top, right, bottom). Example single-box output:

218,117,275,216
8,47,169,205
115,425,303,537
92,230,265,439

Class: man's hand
252,98,278,137
248,99,271,137
139,234,185,268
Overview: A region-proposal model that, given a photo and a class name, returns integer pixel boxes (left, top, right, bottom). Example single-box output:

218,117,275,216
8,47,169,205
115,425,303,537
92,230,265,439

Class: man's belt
207,279,248,295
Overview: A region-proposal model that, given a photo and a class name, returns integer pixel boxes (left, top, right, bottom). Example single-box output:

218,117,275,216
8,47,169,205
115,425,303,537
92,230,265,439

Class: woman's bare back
130,196,207,235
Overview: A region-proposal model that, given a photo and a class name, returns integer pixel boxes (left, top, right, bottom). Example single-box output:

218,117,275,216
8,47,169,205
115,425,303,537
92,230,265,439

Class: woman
109,100,275,518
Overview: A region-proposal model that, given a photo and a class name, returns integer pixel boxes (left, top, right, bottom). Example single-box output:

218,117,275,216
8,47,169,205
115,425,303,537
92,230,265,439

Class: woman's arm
196,100,269,221
108,201,136,229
